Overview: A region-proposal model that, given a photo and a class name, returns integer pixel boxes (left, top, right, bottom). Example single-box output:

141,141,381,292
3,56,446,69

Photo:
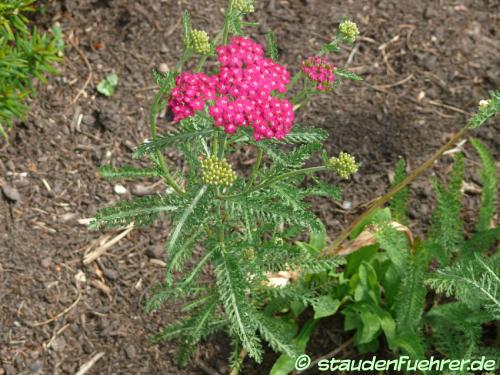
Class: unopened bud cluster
200,155,237,186
187,29,211,55
329,152,358,179
234,0,255,13
339,19,359,43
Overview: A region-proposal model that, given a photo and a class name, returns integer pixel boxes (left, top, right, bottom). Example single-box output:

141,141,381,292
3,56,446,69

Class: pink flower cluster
168,72,217,122
168,37,294,141
301,56,336,91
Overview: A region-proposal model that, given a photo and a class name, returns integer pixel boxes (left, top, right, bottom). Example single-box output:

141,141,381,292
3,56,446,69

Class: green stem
194,55,208,72
245,147,263,191
222,0,234,45
174,50,192,73
221,165,329,199
211,129,219,156
149,88,184,195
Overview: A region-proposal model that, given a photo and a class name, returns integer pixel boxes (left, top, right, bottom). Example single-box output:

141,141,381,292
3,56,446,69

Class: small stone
132,184,154,196
51,337,66,352
61,213,77,222
158,63,169,74
28,360,43,373
102,268,118,280
342,200,353,210
41,257,51,268
146,244,164,259
113,184,127,195
6,160,15,171
82,114,96,126
125,345,137,359
2,185,20,202
74,270,87,284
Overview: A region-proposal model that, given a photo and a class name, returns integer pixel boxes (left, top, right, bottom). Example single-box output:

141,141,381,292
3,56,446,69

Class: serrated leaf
133,116,214,158
335,67,363,81
470,138,497,231
266,31,279,61
89,194,179,229
98,165,159,180
389,158,409,224
277,126,328,144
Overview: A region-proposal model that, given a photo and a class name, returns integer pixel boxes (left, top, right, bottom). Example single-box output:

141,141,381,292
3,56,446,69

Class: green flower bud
243,247,255,260
200,155,237,186
187,29,211,55
329,152,358,180
234,0,255,13
339,19,359,43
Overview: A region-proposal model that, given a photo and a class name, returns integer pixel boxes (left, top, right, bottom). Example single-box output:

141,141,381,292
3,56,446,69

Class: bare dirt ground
1,0,498,374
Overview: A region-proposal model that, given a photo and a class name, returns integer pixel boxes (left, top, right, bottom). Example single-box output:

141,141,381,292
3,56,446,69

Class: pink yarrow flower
168,37,294,141
301,56,336,91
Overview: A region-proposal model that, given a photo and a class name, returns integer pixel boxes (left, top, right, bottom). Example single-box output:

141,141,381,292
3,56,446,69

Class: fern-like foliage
426,253,500,319
428,153,464,265
133,113,214,159
273,126,328,145
89,194,181,229
225,194,321,231
164,186,210,282
99,165,159,180
425,301,493,360
266,31,279,61
393,253,427,357
389,158,409,224
470,138,497,231
468,90,500,129
215,250,263,362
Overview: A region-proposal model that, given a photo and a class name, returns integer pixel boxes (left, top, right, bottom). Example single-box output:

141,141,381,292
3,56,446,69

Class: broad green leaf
270,319,317,375
357,306,380,344
312,295,341,319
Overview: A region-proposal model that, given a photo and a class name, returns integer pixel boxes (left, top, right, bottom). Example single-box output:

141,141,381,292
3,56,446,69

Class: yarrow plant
89,0,499,372
92,2,361,368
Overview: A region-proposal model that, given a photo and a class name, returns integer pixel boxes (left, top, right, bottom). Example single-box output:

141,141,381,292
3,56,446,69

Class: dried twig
30,292,82,327
83,224,134,264
372,73,414,89
428,100,470,115
75,352,105,375
229,349,248,375
68,38,93,106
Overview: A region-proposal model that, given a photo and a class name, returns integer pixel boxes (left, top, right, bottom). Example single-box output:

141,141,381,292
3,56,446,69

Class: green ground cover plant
0,0,62,138
90,1,499,373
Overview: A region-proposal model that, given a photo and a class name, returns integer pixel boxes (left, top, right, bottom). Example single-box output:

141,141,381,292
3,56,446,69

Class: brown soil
0,0,498,374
